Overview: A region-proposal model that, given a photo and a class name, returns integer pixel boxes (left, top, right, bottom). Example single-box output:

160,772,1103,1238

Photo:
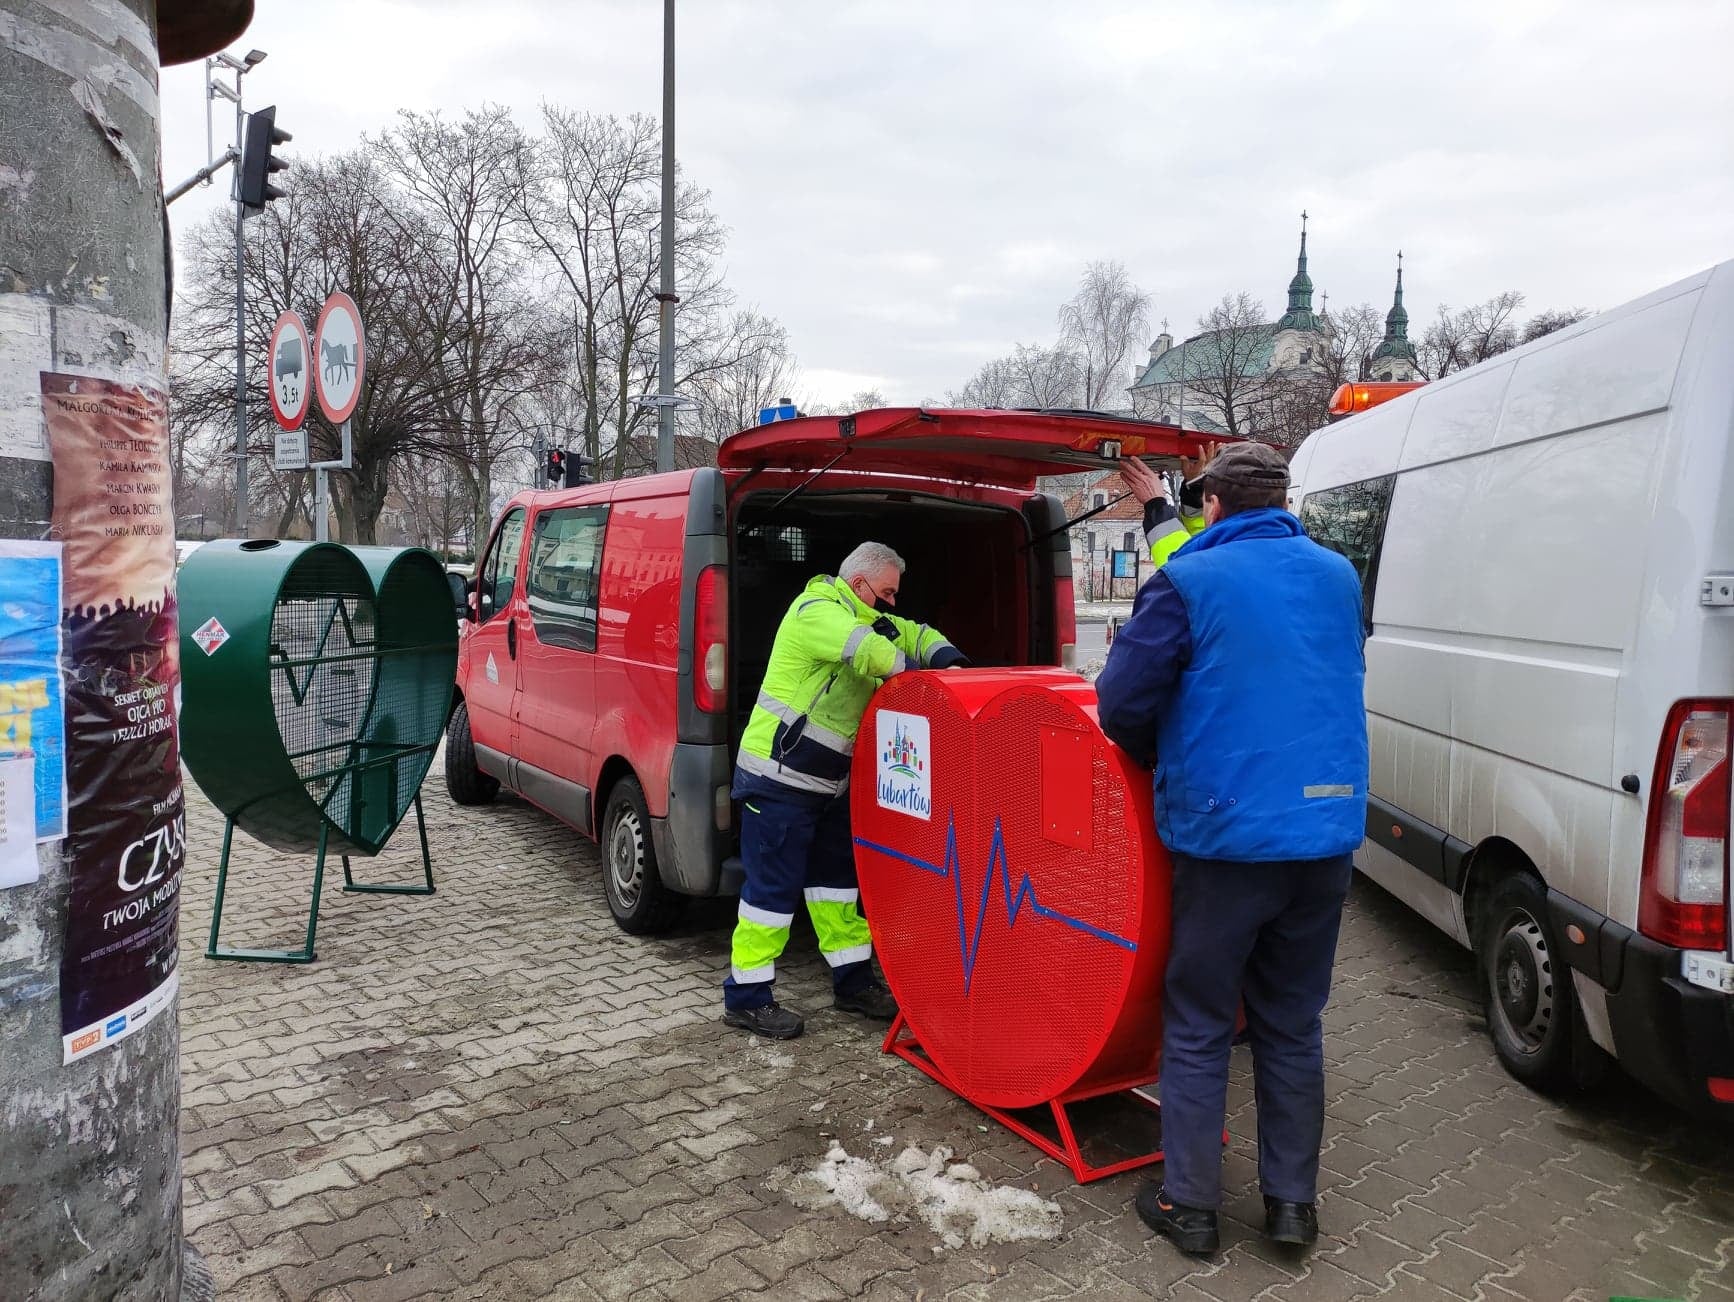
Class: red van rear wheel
601,777,684,935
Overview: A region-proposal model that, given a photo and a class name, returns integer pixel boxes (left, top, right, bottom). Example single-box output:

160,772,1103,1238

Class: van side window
1297,475,1396,628
527,505,609,652
480,508,526,623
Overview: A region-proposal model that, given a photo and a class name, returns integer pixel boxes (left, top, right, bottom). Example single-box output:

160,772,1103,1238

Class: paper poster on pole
0,756,39,888
41,373,184,1063
0,539,67,840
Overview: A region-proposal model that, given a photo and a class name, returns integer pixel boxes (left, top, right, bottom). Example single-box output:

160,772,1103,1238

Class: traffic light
546,448,567,486
568,451,592,486
238,105,290,212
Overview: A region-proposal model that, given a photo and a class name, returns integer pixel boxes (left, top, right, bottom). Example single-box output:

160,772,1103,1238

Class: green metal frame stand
342,793,435,895
205,797,435,964
206,819,330,964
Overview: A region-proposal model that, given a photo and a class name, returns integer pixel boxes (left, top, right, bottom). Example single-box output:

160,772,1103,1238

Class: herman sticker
876,711,931,820
192,618,229,656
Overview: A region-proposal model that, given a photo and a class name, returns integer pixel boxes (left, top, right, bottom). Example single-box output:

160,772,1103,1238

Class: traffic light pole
208,55,259,534
233,105,248,535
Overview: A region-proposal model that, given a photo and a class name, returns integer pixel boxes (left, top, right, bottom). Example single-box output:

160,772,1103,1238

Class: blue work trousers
722,784,874,1011
1159,852,1354,1209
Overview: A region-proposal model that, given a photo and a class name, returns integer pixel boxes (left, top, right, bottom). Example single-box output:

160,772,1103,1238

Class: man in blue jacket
1095,441,1368,1259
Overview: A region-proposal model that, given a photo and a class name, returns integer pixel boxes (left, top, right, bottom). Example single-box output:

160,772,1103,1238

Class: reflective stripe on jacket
736,574,954,796
1145,497,1207,568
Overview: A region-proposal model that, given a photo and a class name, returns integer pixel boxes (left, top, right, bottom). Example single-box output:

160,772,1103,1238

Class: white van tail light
694,564,727,713
1640,700,1730,951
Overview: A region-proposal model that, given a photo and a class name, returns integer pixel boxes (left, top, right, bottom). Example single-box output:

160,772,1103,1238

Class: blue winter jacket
1095,507,1368,863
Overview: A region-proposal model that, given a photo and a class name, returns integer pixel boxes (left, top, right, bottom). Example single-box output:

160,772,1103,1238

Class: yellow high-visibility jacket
737,574,954,796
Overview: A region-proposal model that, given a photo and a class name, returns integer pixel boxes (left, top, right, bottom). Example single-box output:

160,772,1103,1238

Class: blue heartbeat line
855,811,1136,994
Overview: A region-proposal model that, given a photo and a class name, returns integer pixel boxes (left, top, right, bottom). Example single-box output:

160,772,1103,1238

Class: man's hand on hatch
1118,457,1168,506
1179,443,1220,483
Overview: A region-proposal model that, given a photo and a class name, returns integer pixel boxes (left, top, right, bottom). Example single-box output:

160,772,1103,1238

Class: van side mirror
447,573,467,618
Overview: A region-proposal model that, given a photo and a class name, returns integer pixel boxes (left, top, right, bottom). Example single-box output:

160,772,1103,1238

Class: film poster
43,373,184,1063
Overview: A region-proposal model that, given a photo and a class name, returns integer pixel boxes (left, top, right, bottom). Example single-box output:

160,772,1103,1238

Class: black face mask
853,581,890,613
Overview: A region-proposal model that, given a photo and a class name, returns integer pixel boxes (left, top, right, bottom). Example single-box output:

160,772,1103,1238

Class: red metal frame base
881,1011,1167,1183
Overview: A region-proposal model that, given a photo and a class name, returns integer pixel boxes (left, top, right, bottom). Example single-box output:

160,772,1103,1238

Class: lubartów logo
876,711,932,821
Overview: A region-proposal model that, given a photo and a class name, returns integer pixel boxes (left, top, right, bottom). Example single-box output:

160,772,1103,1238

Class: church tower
1368,252,1420,382
1276,211,1318,332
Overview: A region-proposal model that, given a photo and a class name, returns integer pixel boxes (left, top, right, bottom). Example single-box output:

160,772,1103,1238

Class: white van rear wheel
1479,873,1575,1093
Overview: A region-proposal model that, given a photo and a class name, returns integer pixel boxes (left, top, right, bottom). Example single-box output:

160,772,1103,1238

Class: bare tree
372,106,559,543
947,343,1082,410
1184,293,1276,438
682,310,799,443
1521,307,1593,343
1058,260,1151,410
392,452,474,556
172,150,469,542
518,107,776,481
1418,291,1525,379
947,355,1018,408
1319,301,1385,391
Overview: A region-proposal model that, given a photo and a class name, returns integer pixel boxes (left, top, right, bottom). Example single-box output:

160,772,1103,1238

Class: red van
445,408,1202,933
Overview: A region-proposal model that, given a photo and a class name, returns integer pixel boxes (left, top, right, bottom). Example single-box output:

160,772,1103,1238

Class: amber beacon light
1328,380,1426,417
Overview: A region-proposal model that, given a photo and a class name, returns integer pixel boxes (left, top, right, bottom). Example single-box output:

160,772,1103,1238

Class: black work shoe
1263,1197,1319,1247
722,1001,804,1040
1134,1183,1219,1256
833,980,898,1021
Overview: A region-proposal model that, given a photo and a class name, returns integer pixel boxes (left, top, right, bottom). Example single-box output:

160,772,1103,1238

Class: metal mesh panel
268,552,378,832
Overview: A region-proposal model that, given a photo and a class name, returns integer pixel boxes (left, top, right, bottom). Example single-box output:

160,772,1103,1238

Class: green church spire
1371,251,1418,365
1277,211,1317,331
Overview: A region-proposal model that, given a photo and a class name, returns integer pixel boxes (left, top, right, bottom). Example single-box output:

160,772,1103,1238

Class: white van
1288,260,1734,1119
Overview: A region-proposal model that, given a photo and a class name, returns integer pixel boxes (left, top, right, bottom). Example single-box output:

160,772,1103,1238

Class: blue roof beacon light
758,397,800,425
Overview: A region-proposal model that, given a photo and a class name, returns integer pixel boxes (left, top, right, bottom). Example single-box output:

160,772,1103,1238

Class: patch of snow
781,1142,1062,1249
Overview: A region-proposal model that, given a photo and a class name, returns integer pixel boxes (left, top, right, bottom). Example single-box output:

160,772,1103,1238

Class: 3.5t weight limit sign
267,310,311,431
313,291,366,425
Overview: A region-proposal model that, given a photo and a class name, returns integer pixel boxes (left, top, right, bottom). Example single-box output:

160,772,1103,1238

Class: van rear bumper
653,742,734,897
1550,892,1734,1119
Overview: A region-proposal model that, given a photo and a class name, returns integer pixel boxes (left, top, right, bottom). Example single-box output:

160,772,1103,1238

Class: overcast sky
160,0,1734,407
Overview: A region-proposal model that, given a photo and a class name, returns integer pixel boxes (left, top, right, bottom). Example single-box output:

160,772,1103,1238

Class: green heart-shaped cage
178,541,457,857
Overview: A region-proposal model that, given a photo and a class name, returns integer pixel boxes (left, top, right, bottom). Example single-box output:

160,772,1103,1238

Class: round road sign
313,291,366,425
267,310,312,431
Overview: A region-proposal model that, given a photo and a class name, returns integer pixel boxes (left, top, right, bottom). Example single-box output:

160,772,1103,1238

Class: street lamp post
206,48,267,534
655,0,678,473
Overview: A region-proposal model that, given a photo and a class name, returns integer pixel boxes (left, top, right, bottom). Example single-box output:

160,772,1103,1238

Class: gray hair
838,541,905,584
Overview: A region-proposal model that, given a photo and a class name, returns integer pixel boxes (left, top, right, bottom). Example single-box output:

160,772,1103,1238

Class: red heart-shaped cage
852,670,1172,1109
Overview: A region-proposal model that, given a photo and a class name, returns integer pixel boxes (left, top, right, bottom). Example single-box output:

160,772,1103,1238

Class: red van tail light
1640,700,1731,951
1056,576,1077,670
694,564,727,713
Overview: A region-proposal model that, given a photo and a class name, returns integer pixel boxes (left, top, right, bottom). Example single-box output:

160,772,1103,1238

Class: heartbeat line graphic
854,811,1137,993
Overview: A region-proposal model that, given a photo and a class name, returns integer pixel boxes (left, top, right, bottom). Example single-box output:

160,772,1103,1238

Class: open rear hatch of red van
717,407,1221,489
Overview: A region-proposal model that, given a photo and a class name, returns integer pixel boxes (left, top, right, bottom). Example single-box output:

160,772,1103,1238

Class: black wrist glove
928,645,970,670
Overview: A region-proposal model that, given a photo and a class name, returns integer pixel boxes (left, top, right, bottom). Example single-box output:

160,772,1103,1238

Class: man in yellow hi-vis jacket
725,541,967,1039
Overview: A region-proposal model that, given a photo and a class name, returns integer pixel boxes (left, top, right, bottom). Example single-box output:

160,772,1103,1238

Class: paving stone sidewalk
177,771,1734,1301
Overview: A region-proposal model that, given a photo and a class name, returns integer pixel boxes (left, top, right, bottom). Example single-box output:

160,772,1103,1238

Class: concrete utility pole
655,0,678,472
0,2,253,1298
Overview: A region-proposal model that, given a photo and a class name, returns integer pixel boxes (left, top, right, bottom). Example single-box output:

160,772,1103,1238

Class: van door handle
507,618,517,660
